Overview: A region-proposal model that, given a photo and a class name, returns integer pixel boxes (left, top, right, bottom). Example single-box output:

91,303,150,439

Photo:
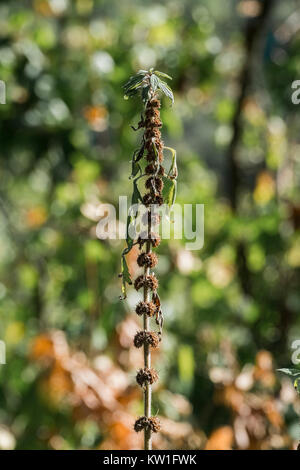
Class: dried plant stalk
120,69,176,450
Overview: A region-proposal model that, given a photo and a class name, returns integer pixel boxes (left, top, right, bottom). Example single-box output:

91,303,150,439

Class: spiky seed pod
145,177,164,193
136,367,159,387
154,194,164,206
145,274,158,291
138,232,161,249
148,98,161,108
137,253,158,269
134,416,148,433
145,163,156,175
147,233,161,248
142,211,161,227
134,275,145,291
145,164,165,177
134,274,158,291
134,416,161,433
133,330,160,349
142,192,155,206
145,118,162,129
149,417,161,433
145,151,157,163
135,301,156,317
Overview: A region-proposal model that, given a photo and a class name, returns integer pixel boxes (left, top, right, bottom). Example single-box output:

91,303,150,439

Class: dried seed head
145,106,160,119
145,119,162,129
146,150,156,162
134,416,148,433
137,252,158,269
145,177,164,193
134,416,161,433
136,367,159,387
141,210,161,227
145,163,156,175
155,194,164,206
158,166,165,177
145,164,165,177
133,330,160,349
135,301,156,317
149,417,161,433
142,192,155,206
147,98,161,109
145,274,158,290
145,128,161,142
138,232,161,249
150,233,161,248
134,275,144,291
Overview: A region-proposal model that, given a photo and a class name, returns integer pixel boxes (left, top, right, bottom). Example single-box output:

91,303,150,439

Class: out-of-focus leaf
162,177,177,208
157,80,174,103
277,368,300,377
150,74,159,92
154,71,172,80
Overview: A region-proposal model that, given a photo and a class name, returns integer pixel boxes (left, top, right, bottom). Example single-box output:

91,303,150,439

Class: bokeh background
0,0,300,450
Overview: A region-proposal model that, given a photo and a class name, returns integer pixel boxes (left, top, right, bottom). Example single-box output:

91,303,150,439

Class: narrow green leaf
120,251,132,300
162,177,177,208
142,85,150,103
150,74,159,92
151,141,162,174
123,79,144,97
122,255,131,284
277,368,300,377
123,74,144,89
132,178,142,204
130,160,141,179
164,146,178,179
154,71,172,80
126,177,142,246
157,80,174,103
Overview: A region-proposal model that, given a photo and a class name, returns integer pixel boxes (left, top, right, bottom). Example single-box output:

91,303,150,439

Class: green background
0,0,299,450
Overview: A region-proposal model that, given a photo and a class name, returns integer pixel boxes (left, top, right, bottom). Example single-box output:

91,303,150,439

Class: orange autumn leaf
205,426,234,450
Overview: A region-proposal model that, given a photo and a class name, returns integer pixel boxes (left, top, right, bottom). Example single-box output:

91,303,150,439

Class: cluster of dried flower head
122,69,175,450
132,96,164,441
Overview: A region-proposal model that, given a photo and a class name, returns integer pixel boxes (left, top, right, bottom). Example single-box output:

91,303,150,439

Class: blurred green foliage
0,0,300,450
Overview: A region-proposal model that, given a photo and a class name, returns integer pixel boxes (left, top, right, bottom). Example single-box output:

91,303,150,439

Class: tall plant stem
123,70,175,450
143,238,152,450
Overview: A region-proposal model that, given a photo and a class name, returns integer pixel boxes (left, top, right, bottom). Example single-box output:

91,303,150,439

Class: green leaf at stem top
123,70,174,103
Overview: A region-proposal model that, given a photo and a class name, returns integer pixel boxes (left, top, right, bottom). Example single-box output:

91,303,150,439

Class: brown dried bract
145,177,164,193
145,163,165,177
142,211,161,227
133,330,160,349
135,301,156,317
136,367,159,387
137,252,158,268
147,98,161,109
134,275,145,291
145,274,158,290
134,416,161,433
149,416,161,433
138,232,161,249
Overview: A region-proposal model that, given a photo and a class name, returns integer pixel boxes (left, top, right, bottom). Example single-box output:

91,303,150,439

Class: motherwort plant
120,69,177,450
